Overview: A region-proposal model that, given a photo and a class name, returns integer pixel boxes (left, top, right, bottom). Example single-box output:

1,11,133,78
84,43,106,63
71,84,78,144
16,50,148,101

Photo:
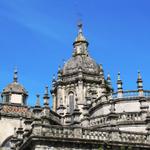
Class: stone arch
1,135,13,148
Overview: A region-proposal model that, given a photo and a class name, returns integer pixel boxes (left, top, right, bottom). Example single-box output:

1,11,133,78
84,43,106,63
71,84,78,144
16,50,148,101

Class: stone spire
107,73,113,95
35,94,40,107
52,74,56,90
33,94,42,119
117,72,123,98
99,64,104,76
107,73,112,89
117,72,123,90
137,71,143,96
13,68,18,83
57,66,62,82
43,86,50,106
73,22,89,56
137,71,143,90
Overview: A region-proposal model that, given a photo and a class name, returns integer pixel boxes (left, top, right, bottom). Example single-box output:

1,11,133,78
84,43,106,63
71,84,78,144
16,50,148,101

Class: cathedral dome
3,82,27,95
62,23,100,75
62,55,100,75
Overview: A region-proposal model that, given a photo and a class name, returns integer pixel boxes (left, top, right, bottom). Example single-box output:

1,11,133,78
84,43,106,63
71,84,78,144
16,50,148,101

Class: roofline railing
112,90,150,99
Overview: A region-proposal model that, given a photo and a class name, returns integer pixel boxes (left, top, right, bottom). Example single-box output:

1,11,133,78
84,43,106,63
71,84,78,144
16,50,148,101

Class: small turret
1,69,28,105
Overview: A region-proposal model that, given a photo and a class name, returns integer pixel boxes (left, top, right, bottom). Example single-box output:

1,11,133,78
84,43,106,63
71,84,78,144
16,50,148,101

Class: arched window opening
69,92,74,114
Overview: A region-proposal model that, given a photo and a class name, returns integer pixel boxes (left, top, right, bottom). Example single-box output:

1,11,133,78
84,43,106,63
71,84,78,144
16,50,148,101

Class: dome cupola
1,69,28,105
51,23,107,125
62,23,100,76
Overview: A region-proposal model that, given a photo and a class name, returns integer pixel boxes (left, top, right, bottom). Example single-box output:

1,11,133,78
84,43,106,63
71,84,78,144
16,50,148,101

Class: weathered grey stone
1,23,150,150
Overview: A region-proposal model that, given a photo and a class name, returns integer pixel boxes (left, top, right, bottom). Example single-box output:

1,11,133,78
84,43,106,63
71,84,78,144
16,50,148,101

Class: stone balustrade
118,112,142,122
30,125,150,146
90,112,144,127
112,90,150,99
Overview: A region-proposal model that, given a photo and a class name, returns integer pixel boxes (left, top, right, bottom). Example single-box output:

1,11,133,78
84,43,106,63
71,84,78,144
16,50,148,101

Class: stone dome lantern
62,23,100,76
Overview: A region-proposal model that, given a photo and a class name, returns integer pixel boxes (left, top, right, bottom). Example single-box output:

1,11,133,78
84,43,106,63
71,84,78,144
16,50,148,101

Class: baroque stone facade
1,23,150,150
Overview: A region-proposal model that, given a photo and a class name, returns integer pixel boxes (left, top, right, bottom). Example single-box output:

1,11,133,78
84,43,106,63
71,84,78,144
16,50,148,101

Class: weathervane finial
13,67,18,83
77,20,83,33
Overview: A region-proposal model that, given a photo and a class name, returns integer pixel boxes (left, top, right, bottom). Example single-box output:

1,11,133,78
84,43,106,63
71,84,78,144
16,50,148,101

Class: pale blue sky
0,0,150,106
